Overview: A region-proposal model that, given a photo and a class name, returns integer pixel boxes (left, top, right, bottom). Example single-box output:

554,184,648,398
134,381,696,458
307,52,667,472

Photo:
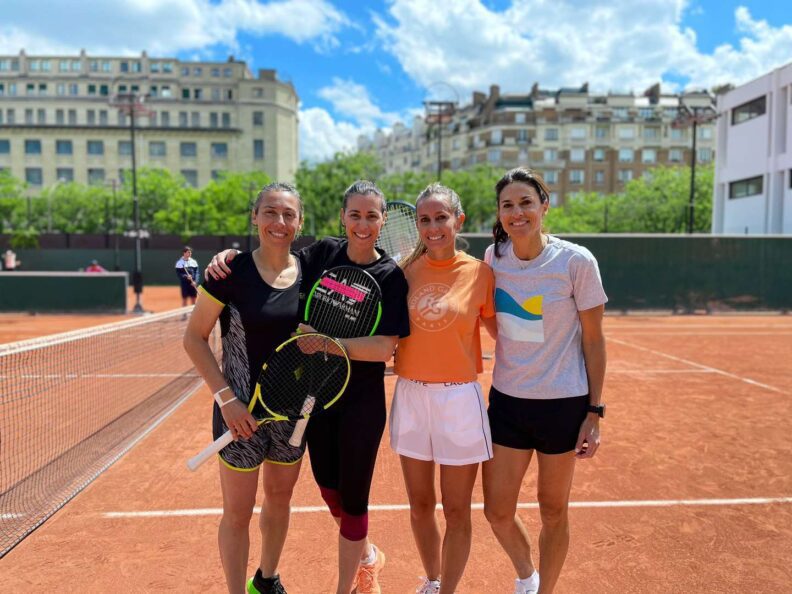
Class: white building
712,61,792,234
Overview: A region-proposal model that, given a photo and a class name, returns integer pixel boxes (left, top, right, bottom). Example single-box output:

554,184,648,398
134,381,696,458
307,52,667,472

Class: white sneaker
415,576,441,594
513,571,539,594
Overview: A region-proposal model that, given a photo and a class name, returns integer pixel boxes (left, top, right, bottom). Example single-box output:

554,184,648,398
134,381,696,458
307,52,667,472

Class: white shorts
389,377,493,465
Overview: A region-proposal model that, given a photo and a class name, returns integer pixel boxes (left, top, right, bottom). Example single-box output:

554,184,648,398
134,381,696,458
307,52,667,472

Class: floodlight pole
424,100,456,181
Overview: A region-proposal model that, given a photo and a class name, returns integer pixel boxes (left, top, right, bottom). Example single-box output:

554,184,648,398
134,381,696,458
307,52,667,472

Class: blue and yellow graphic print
494,288,544,342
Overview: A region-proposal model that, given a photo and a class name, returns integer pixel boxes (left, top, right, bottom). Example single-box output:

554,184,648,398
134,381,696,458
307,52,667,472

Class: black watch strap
587,403,605,418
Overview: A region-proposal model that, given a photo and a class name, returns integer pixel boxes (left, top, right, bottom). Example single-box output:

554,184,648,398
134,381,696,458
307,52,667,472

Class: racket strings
378,203,418,261
307,267,382,338
258,335,348,418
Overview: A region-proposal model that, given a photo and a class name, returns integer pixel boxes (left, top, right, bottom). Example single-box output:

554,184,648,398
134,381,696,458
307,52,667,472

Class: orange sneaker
351,546,386,594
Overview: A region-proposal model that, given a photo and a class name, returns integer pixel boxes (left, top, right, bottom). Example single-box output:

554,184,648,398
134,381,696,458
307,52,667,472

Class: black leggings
306,377,386,517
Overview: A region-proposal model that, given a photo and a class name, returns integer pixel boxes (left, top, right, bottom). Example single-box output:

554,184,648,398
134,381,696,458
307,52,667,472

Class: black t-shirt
201,251,301,403
298,237,410,384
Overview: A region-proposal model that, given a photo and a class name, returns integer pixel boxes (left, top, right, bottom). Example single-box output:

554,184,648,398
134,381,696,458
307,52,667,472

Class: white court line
609,337,788,395
610,332,792,336
102,496,792,519
607,369,715,374
1,373,199,379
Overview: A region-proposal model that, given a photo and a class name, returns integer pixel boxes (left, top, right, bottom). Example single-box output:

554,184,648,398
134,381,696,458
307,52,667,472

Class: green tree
296,152,383,236
0,170,26,232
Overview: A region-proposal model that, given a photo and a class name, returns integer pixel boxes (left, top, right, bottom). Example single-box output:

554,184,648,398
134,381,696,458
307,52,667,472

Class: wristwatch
587,403,606,418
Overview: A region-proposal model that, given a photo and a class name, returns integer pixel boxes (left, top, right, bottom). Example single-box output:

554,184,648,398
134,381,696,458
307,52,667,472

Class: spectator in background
2,249,20,271
85,259,107,273
176,246,200,306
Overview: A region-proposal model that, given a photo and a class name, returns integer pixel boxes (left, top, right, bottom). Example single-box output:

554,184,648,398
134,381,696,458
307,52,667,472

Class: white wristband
219,396,238,408
213,386,234,407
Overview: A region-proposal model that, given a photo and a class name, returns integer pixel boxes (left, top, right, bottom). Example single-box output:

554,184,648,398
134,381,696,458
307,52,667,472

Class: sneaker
415,576,441,593
351,546,386,594
247,572,287,594
513,571,539,594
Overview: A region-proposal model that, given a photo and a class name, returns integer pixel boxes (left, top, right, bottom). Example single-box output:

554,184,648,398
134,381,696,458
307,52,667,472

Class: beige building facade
358,83,717,205
0,50,298,190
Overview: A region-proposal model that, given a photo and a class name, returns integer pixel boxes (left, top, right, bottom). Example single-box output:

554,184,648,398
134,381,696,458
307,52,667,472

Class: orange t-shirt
395,252,496,383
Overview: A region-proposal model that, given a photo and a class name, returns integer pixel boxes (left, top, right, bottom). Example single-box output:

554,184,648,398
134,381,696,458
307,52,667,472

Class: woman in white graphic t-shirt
482,167,608,594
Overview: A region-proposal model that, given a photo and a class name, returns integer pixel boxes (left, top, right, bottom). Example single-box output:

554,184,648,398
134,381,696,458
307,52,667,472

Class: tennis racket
304,265,382,338
377,201,418,263
186,333,350,470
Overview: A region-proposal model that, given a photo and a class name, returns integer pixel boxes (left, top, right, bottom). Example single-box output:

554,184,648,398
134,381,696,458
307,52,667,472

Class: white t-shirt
484,236,607,400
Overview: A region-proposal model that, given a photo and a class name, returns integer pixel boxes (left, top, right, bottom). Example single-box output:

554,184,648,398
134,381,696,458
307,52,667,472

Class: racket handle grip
186,430,234,471
288,419,309,447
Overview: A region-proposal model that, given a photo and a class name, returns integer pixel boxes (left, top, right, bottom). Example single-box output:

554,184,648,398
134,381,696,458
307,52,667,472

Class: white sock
517,570,539,589
361,544,377,565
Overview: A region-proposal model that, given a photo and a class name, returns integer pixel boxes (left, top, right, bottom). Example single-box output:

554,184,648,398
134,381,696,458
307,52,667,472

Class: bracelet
219,396,238,408
213,386,233,407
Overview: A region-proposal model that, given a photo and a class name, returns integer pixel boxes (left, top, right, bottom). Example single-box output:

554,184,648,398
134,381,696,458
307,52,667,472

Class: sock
361,544,377,565
517,570,539,589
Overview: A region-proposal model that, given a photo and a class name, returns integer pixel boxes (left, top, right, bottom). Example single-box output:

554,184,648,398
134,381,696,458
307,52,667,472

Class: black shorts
488,386,588,455
180,282,197,298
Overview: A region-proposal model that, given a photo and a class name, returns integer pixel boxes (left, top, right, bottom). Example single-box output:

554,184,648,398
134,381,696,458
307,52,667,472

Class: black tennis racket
187,333,350,470
377,201,418,262
304,265,382,338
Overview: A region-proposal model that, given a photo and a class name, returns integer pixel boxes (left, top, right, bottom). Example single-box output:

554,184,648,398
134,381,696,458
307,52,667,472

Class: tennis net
0,308,213,558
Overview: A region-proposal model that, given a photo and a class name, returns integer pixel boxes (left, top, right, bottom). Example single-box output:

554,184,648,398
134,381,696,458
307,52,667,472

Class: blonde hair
400,183,464,270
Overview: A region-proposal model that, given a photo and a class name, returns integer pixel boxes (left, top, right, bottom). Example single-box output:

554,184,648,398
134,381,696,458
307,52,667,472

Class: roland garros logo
409,283,458,331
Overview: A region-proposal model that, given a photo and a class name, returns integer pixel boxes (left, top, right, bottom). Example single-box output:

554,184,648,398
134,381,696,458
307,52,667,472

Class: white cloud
374,0,792,96
318,78,402,128
0,0,349,56
299,106,371,163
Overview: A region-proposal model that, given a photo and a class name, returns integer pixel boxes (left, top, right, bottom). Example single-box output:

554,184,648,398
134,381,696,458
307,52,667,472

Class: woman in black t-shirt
207,181,410,594
184,183,305,594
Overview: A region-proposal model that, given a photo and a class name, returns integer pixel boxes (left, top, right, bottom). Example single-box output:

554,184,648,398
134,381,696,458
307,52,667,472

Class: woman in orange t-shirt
391,183,497,594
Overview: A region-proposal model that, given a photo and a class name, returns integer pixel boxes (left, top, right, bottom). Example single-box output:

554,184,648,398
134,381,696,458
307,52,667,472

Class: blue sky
2,0,790,162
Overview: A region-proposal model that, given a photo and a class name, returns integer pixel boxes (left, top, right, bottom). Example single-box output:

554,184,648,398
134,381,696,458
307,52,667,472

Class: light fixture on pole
110,92,152,313
671,101,718,234
423,82,459,181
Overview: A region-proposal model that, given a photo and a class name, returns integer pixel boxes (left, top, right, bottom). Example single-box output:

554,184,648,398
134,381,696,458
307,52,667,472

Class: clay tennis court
2,288,791,592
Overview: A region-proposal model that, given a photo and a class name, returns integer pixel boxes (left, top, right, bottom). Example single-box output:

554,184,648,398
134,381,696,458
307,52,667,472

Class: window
118,140,132,156
251,111,264,127
68,110,77,125
543,149,557,162
490,129,502,145
544,128,558,141
56,168,73,182
549,192,559,207
69,84,78,96
254,140,264,160
698,127,713,140
87,140,104,155
516,129,529,144
593,148,605,161
181,66,190,76
544,170,558,184
570,127,586,140
191,112,200,127
212,87,221,101
515,113,526,124
161,112,170,127
223,67,232,77
87,110,96,125
26,168,43,186
643,127,659,140
162,62,173,73
56,140,72,155
452,138,461,150
698,148,712,162
209,112,218,128
211,142,228,158
618,127,635,139
732,96,766,125
7,109,15,124
99,110,108,125
193,88,203,100
120,61,129,73
670,128,684,140
253,87,263,97
642,149,657,164
161,86,172,98
488,149,501,163
594,170,605,185
29,59,40,71
179,112,188,127
150,62,160,73
617,169,633,183
212,68,220,77
570,148,585,162
729,175,763,199
56,83,65,96
0,140,9,154
669,148,684,163
180,142,197,157
182,170,198,187
182,88,190,100
25,140,41,155
595,126,608,139
88,84,97,96
88,168,105,185
149,141,166,157
24,109,33,124
613,107,629,119
221,112,231,128
194,67,202,77
569,170,584,184
618,148,634,162
131,62,141,73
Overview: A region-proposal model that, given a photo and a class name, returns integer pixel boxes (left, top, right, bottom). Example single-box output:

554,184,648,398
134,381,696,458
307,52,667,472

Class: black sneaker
247,572,287,594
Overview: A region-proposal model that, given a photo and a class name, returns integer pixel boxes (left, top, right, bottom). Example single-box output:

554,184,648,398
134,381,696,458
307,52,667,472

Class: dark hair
401,183,463,269
254,182,303,220
182,246,192,253
342,180,386,212
492,167,550,258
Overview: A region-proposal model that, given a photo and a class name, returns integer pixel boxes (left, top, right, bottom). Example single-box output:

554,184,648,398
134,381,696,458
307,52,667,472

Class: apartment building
0,50,298,190
712,61,792,234
358,83,716,205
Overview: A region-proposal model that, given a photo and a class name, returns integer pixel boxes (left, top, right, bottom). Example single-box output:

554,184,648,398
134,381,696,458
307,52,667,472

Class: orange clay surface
2,308,792,593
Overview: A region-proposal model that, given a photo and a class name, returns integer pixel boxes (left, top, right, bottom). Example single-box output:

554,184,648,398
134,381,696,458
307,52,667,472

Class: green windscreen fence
461,234,791,312
0,272,128,313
